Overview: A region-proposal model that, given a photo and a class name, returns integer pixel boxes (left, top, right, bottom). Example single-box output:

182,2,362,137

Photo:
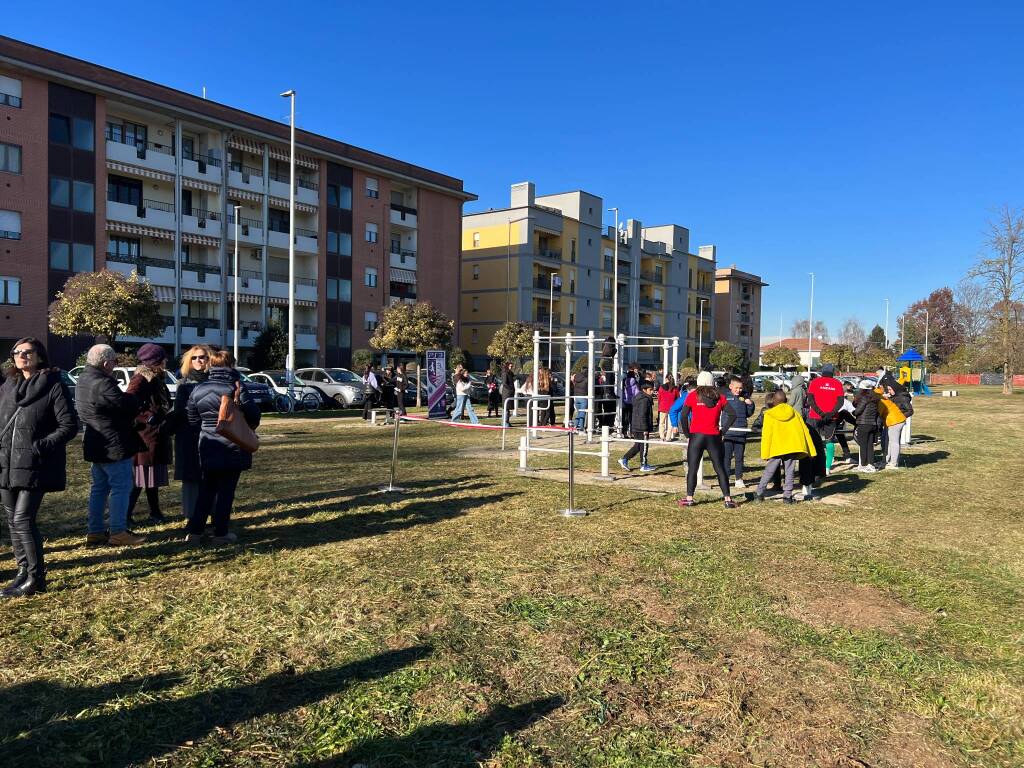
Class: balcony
228,163,264,194
227,270,263,297
640,269,664,283
181,150,223,184
107,198,176,232
267,272,318,303
617,265,631,278
389,249,416,270
535,313,561,328
536,249,561,262
534,275,562,291
181,261,222,291
268,172,319,206
106,137,176,175
639,296,664,309
390,204,417,229
296,324,319,349
181,208,223,238
268,222,318,254
226,321,263,349
226,213,264,246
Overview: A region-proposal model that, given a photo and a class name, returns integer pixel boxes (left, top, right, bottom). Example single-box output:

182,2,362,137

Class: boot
2,567,28,595
2,572,45,598
109,530,147,546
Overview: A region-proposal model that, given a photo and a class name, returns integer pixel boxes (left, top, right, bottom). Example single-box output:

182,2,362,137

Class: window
0,75,22,108
568,301,575,326
327,231,352,256
0,143,21,174
338,184,352,209
108,175,142,207
73,118,94,151
105,120,147,147
472,232,480,247
327,184,339,206
364,311,378,331
72,243,94,272
49,114,70,144
337,278,352,302
365,222,378,243
472,297,479,312
472,264,480,280
0,276,19,305
0,210,20,240
107,236,140,262
365,177,379,198
49,240,70,270
471,328,478,344
570,238,576,263
364,267,377,288
73,180,94,213
50,177,70,207
327,277,338,300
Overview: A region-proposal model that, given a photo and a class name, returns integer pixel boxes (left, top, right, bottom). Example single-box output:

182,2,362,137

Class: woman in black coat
173,345,210,519
0,338,78,597
183,350,260,545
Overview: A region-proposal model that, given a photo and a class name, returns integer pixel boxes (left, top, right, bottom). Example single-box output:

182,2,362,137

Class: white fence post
519,435,528,471
600,425,610,478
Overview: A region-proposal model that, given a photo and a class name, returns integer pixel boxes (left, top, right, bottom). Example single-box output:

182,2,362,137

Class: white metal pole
532,330,540,432
698,298,706,368
671,337,679,381
548,277,554,369
899,315,905,354
884,298,890,350
924,309,929,370
232,204,240,363
807,272,815,374
586,331,595,438
610,207,618,341
280,89,296,400
563,333,571,428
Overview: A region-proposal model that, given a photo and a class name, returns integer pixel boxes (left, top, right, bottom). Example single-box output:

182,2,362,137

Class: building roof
760,337,825,352
715,266,768,286
0,35,475,200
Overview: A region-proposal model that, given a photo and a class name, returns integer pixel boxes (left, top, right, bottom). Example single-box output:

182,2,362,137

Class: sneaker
782,497,797,505
803,493,818,502
734,479,746,489
755,494,765,503
618,458,631,472
724,499,738,509
886,464,906,471
678,497,697,507
108,530,147,547
211,532,238,546
183,533,203,547
858,465,878,473
86,531,109,547
639,464,657,472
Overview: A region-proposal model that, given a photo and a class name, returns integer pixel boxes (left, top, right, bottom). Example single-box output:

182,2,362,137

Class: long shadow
293,694,564,767
0,645,433,768
901,449,950,468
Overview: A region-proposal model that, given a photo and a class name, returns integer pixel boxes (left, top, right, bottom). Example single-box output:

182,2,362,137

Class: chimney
510,181,535,208
699,244,717,263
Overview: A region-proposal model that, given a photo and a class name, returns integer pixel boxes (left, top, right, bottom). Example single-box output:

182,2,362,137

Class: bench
370,408,393,426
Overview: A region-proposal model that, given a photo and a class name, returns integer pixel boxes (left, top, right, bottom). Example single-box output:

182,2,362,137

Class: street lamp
505,214,528,323
807,272,815,374
608,207,619,341
884,298,890,349
547,271,561,368
280,89,296,402
697,297,709,368
924,308,930,372
898,314,905,354
232,204,241,363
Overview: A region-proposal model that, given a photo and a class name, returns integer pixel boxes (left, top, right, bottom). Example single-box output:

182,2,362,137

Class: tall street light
548,270,561,368
697,297,709,368
898,314,905,354
608,207,619,341
884,298,890,350
232,204,241,363
280,89,296,402
807,272,815,374
924,308,930,373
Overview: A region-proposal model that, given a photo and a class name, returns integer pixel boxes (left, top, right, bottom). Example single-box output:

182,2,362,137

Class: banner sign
426,350,447,419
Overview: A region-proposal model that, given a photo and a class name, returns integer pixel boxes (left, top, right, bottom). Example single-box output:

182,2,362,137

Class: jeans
452,394,479,424
573,397,588,430
186,469,241,537
886,423,904,466
758,456,798,498
88,459,134,535
723,439,746,481
1,489,45,580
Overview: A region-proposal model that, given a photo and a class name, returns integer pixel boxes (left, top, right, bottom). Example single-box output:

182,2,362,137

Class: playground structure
897,347,932,396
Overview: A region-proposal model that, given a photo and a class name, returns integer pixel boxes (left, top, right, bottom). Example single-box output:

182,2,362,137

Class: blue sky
8,2,1022,338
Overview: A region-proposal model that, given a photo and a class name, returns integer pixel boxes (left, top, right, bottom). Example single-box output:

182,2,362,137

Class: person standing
393,363,408,418
485,368,502,418
0,338,78,597
184,350,260,545
621,365,639,436
670,371,737,508
571,367,589,431
657,375,679,442
803,363,843,499
754,390,817,504
361,364,380,420
619,379,657,472
786,374,807,414
500,361,516,428
534,367,554,427
174,345,210,520
877,383,909,469
853,380,882,471
722,375,755,488
126,343,173,524
76,344,147,548
451,366,480,425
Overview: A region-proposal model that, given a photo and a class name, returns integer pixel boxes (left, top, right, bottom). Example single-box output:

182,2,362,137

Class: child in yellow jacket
756,390,818,504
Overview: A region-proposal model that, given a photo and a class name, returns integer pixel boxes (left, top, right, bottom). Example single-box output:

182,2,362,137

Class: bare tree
954,278,992,348
837,317,866,350
790,319,829,341
970,206,1024,394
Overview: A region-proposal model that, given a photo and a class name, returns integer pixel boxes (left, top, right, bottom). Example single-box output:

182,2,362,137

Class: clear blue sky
8,2,1022,339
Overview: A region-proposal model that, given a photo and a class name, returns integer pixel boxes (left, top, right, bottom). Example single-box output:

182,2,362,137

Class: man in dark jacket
722,375,755,488
618,380,656,472
500,361,516,428
75,344,145,547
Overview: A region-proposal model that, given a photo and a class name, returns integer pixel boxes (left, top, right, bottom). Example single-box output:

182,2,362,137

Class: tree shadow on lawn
293,694,564,768
0,645,433,768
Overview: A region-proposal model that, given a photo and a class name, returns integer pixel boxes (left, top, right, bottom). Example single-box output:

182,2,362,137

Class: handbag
215,389,259,454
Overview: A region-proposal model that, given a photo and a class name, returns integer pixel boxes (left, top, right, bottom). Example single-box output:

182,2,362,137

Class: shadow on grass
0,645,433,768
901,449,950,467
294,694,564,767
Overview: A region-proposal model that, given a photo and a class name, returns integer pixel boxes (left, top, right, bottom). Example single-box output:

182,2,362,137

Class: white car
69,365,179,400
294,367,366,408
752,372,791,393
249,370,323,410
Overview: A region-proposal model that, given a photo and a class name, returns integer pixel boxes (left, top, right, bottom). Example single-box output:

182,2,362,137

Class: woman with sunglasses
173,345,211,519
0,337,78,597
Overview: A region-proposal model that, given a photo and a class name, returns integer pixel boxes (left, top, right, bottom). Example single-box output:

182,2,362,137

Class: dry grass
0,387,1021,766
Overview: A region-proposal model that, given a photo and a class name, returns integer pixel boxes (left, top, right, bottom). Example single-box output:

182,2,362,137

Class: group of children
615,363,916,507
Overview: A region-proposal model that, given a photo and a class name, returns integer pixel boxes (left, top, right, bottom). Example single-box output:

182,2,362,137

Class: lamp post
924,308,930,372
697,297,709,368
279,89,296,402
807,272,815,374
884,298,890,350
232,204,241,363
898,314,905,354
548,271,561,368
608,207,619,341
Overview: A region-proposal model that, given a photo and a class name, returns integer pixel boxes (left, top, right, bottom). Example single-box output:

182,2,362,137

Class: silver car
295,367,366,408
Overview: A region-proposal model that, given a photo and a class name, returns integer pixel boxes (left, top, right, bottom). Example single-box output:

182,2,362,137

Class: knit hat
136,343,167,366
858,379,875,390
820,363,835,377
696,371,714,387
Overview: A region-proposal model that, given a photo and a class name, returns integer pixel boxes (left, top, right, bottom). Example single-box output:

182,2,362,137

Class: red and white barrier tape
398,415,576,433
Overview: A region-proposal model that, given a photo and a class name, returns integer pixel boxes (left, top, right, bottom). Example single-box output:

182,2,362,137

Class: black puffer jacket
630,391,654,433
0,370,78,492
173,369,207,482
853,390,881,427
75,365,142,463
187,367,261,472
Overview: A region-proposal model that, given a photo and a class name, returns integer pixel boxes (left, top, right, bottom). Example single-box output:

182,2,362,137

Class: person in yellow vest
876,384,908,469
755,390,818,504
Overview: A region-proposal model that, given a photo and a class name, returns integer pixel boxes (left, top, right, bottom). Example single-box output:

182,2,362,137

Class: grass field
0,387,1021,767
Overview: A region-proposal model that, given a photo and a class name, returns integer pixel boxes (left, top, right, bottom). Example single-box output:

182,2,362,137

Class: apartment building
0,37,473,368
714,264,767,366
460,181,714,369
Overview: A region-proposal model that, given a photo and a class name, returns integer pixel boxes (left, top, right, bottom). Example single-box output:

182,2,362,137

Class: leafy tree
448,346,468,371
970,206,1024,394
790,319,829,341
820,343,857,372
708,341,744,371
865,324,887,349
49,269,164,344
370,301,454,405
571,355,589,374
486,322,536,369
351,348,375,370
760,346,800,369
677,357,698,382
248,323,287,371
856,347,896,372
900,288,962,366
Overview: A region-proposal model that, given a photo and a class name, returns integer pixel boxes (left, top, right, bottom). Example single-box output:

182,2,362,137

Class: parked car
234,372,277,412
417,371,455,409
295,367,366,409
249,370,323,410
69,365,180,401
460,373,489,403
59,370,77,411
752,372,790,393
